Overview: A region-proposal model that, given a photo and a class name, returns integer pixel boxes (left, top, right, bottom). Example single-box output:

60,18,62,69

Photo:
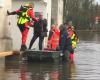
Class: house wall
57,0,63,26
0,0,12,51
51,0,63,27
46,0,51,30
51,0,58,25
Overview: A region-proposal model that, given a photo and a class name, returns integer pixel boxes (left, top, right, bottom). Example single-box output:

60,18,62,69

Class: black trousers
29,33,44,50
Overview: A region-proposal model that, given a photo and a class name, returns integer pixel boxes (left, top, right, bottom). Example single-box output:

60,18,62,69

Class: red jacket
47,26,60,50
15,8,38,22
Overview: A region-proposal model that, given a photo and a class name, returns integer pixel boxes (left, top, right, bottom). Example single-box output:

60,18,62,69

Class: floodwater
0,31,100,80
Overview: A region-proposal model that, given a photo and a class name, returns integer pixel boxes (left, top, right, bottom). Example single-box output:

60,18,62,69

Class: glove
29,21,34,27
7,10,10,15
7,10,16,15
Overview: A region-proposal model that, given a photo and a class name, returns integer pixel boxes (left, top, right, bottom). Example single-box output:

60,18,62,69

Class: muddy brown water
0,31,100,80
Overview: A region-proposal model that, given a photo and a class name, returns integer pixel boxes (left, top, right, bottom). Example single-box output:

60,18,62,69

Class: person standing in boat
29,13,48,50
47,24,60,50
7,3,38,51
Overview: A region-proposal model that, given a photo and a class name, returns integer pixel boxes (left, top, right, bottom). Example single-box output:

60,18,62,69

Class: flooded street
0,31,100,80
74,31,100,80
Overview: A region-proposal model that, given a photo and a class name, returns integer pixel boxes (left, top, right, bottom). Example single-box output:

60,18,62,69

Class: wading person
29,13,48,50
66,24,79,62
59,24,74,62
7,3,38,51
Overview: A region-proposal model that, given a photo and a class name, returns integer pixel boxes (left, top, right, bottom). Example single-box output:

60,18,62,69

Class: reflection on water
3,56,76,80
0,31,100,80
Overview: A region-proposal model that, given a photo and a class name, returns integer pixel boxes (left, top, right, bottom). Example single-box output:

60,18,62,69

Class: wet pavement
0,31,100,80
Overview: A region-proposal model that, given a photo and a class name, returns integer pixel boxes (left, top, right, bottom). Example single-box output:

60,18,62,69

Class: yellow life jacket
71,33,77,49
17,9,30,24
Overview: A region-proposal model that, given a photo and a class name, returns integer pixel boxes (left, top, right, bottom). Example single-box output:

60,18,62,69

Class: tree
63,0,100,30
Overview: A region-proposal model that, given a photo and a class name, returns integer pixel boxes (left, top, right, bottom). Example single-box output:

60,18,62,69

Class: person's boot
20,45,27,51
69,53,74,63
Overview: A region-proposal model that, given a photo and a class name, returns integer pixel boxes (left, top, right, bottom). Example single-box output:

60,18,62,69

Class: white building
0,0,12,51
0,0,64,51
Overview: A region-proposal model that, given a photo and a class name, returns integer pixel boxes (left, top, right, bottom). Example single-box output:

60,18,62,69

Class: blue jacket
59,29,73,53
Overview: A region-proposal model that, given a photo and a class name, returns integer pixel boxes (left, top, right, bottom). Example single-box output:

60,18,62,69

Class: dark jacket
33,18,48,36
59,28,73,53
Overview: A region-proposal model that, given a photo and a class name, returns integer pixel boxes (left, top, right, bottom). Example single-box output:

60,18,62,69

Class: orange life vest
47,27,60,50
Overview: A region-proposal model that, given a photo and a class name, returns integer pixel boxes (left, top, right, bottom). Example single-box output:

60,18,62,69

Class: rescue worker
66,25,79,62
47,25,60,50
67,26,79,49
7,3,38,51
29,13,48,50
59,24,74,62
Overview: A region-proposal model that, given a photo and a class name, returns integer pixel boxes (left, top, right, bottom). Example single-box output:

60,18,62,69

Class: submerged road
0,31,100,80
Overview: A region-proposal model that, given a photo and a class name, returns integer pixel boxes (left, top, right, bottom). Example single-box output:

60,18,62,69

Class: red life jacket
47,27,60,50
